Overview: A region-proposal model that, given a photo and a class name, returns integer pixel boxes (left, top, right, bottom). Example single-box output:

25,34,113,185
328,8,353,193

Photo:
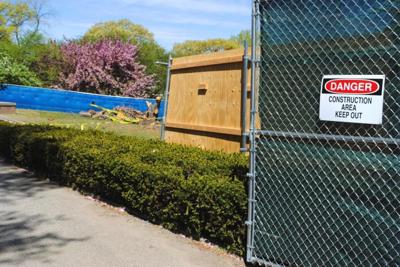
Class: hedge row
0,122,248,255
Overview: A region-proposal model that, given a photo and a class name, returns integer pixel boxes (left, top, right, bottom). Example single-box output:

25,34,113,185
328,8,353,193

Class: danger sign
319,75,385,125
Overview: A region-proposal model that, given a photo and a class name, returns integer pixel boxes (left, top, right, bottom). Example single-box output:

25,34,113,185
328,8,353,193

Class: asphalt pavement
0,159,244,267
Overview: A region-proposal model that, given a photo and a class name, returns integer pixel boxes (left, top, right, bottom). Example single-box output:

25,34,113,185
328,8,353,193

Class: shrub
0,52,42,86
0,34,62,87
0,123,248,254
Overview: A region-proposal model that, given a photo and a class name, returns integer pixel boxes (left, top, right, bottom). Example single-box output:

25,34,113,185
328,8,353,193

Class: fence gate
247,0,400,266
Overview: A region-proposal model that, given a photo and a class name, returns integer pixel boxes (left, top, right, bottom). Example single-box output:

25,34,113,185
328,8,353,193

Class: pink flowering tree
58,40,154,97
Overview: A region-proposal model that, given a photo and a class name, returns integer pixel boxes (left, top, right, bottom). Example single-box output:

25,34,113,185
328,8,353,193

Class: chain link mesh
249,0,400,266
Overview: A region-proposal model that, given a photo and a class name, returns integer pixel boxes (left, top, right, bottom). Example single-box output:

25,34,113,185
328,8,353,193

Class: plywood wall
165,49,252,153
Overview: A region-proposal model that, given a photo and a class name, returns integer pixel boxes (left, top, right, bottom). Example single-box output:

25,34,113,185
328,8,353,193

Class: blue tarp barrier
0,84,164,117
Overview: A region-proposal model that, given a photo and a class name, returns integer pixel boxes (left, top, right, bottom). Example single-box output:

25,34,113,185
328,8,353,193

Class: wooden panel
167,63,251,129
166,122,241,136
165,49,254,153
172,48,244,70
165,128,242,153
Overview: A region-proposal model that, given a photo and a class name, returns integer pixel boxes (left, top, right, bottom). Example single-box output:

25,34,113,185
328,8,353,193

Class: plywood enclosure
165,49,253,153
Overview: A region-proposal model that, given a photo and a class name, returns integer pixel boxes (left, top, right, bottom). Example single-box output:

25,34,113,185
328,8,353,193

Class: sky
44,0,252,50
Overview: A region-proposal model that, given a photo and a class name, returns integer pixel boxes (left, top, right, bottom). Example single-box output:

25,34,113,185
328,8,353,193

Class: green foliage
138,40,168,95
0,33,62,86
82,19,168,96
0,1,59,87
172,38,241,57
0,1,38,44
0,52,42,86
83,19,154,44
231,30,251,46
0,2,13,41
0,0,60,87
0,2,251,95
171,30,251,58
30,40,63,86
0,123,248,255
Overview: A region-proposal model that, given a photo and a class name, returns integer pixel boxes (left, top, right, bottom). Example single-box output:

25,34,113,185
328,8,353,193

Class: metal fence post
157,55,173,141
240,41,249,152
246,0,260,263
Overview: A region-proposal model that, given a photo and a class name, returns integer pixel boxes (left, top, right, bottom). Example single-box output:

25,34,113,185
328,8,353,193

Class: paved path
0,160,244,267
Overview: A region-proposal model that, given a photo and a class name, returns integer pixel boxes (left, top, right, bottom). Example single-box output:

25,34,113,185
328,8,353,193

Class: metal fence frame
246,0,260,263
247,0,400,266
157,55,173,141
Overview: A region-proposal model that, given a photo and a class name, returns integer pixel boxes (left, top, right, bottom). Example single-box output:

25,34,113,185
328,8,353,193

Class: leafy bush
0,52,42,86
0,123,248,254
58,40,155,97
1,34,63,87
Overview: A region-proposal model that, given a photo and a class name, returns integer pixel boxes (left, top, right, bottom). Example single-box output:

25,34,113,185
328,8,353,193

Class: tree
82,20,168,95
230,30,251,46
58,40,154,97
83,19,154,45
29,0,51,34
6,2,35,44
0,30,62,86
171,30,252,58
0,1,58,87
30,39,63,86
171,38,241,57
0,1,50,45
0,52,42,86
138,41,168,95
0,3,13,41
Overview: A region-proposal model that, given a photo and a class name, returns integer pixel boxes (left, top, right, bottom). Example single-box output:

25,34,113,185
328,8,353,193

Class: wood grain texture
166,49,253,153
171,48,244,70
165,128,243,153
166,122,242,136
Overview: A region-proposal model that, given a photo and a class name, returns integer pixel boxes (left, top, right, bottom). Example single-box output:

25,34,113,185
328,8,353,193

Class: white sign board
319,75,385,125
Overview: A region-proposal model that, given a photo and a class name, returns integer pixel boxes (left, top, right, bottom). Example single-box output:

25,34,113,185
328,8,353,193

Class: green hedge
0,122,248,254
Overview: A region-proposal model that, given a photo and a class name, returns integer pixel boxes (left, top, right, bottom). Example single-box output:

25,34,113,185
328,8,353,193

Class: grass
0,109,159,139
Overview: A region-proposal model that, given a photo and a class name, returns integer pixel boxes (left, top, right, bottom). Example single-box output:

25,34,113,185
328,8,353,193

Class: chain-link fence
247,0,400,266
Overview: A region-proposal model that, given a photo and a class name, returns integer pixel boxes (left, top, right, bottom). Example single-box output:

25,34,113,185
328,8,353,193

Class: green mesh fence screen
248,0,400,266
